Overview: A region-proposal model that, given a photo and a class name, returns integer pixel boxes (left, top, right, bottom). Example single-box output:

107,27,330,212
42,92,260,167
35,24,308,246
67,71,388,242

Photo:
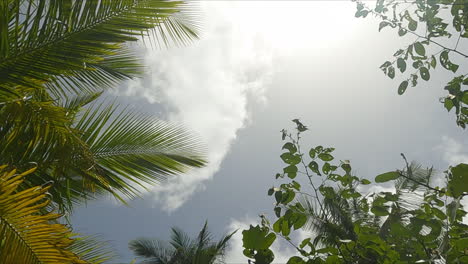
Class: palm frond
0,165,86,263
170,227,193,250
130,223,235,264
73,102,207,200
396,162,435,192
0,0,200,98
0,99,86,168
70,235,117,264
196,221,212,250
129,238,172,264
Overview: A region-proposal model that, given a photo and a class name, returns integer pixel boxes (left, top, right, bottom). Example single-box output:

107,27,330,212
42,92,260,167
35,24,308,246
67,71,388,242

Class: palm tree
129,222,236,264
298,162,454,262
0,165,115,263
0,0,206,212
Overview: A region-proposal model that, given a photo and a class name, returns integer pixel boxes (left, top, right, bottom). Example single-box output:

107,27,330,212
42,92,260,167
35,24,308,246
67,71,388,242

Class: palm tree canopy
0,0,206,212
0,165,86,263
0,0,199,99
129,222,237,264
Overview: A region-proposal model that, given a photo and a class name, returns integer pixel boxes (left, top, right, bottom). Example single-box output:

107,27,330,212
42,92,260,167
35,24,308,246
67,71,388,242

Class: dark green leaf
398,28,407,36
408,20,417,31
282,142,297,154
268,188,274,196
430,55,437,68
397,58,406,73
371,205,389,216
398,81,409,95
309,148,316,159
379,21,391,31
387,66,395,79
414,42,425,56
281,153,301,165
287,256,305,264
361,179,371,185
275,192,283,203
444,98,454,112
420,67,430,81
318,153,334,162
448,163,468,197
308,161,319,174
375,171,399,183
284,165,298,179
242,225,276,250
274,207,281,218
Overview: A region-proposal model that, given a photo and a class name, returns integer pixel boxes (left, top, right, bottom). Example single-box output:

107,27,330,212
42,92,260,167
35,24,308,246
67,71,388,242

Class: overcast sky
71,1,468,263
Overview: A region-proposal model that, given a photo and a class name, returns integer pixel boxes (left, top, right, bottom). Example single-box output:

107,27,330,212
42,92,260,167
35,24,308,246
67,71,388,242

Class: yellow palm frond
0,165,86,264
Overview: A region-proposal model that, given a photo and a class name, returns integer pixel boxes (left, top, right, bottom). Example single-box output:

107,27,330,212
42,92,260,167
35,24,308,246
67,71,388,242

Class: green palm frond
70,235,116,264
0,0,200,98
73,102,206,200
395,162,435,192
130,222,235,264
0,99,85,168
0,98,206,212
170,227,194,250
129,238,173,264
298,191,357,247
0,165,87,264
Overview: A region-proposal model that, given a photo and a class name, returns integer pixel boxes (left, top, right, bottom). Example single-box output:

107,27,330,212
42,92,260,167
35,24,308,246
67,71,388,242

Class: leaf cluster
242,120,468,264
355,0,468,128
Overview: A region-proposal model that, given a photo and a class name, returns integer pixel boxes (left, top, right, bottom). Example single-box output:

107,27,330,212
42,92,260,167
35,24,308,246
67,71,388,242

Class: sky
71,1,468,263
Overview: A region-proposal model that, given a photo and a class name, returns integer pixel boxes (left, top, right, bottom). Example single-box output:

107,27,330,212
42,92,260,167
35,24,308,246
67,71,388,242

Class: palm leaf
70,235,117,264
0,0,200,98
0,165,86,263
72,102,207,200
129,238,173,264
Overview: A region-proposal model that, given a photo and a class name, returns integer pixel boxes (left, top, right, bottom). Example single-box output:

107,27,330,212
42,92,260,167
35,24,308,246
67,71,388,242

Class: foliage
0,165,114,263
128,221,236,264
242,120,468,264
353,0,468,128
0,0,206,213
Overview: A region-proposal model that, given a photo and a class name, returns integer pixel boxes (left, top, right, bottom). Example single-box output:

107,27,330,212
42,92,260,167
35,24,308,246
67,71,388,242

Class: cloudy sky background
72,1,468,263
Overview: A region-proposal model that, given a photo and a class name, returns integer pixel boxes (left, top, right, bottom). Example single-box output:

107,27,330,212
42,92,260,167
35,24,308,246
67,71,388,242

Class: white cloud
113,1,360,211
438,136,468,166
115,2,276,211
223,217,309,264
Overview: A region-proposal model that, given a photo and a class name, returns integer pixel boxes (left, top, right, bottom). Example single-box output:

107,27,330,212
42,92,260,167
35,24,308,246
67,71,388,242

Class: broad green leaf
242,225,276,250
462,92,468,104
398,28,407,36
448,163,468,197
284,165,298,179
287,256,305,264
379,21,391,31
268,188,274,196
414,42,425,56
309,148,316,159
361,179,371,185
371,205,389,216
274,207,281,218
420,67,430,81
430,55,437,68
293,214,307,230
281,153,301,165
375,171,399,183
308,161,320,174
398,81,409,95
444,98,454,112
387,66,395,79
397,58,406,73
318,153,334,162
408,20,417,31
282,142,297,154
